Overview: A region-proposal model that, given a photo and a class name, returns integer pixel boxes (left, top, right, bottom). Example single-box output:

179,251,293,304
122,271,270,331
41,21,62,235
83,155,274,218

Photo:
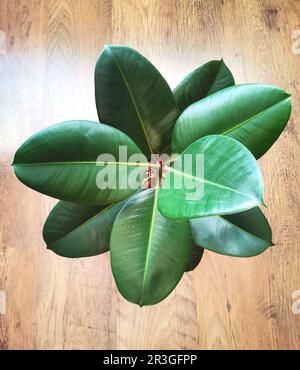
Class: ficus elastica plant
13,45,291,306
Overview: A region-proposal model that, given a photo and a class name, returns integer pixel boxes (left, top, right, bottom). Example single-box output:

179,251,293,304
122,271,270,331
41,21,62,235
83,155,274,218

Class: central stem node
142,155,169,189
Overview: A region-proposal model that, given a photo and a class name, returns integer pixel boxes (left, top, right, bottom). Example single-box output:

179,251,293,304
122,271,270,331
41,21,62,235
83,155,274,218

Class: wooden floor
0,0,300,350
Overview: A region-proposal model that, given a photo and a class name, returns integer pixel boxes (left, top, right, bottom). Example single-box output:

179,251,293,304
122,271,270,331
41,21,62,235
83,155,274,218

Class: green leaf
13,120,146,205
110,189,192,306
159,135,264,220
95,45,178,157
191,207,273,257
172,84,291,159
43,198,127,258
185,244,204,272
174,59,235,113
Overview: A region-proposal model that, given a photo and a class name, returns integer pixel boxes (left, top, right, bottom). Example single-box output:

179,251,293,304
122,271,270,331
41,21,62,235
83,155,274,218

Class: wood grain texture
0,0,299,349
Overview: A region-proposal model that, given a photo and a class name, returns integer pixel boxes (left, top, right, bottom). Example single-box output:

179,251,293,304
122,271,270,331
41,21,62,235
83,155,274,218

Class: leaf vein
105,46,154,154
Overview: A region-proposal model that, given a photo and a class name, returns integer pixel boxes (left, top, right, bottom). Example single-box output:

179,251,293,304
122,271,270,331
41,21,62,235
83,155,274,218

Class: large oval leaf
191,207,273,257
159,135,264,220
95,45,178,157
43,198,127,258
110,189,192,306
174,59,235,113
172,84,292,158
13,120,146,205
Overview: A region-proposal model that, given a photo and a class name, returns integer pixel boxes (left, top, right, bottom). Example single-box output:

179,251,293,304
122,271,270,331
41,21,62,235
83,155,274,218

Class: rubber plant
12,46,292,306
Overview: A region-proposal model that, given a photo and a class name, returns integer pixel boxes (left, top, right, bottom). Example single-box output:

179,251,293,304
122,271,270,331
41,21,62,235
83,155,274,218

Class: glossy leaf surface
174,59,234,113
159,135,264,220
13,120,146,205
43,199,127,258
191,207,273,257
172,84,291,158
110,189,192,306
95,45,178,157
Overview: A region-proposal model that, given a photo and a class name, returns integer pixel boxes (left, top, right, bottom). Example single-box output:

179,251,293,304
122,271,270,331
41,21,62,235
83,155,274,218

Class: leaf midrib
50,203,114,246
13,161,157,167
105,46,154,155
220,214,272,244
139,186,159,306
192,214,272,256
205,60,224,96
167,166,261,204
221,96,290,136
